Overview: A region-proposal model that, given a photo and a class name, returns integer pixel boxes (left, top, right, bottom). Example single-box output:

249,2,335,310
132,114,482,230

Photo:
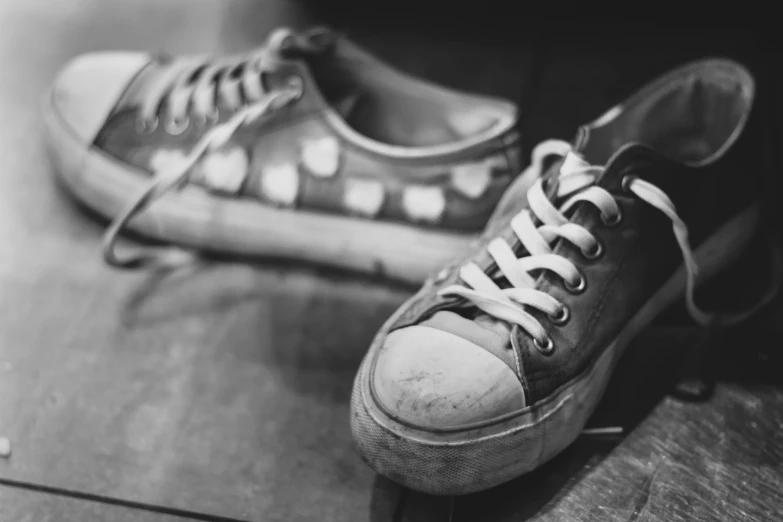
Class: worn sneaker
43,26,520,283
350,59,772,493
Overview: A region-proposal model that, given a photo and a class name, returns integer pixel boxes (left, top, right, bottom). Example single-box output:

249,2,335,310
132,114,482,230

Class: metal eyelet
135,116,158,134
565,274,587,294
194,107,219,128
550,306,570,326
164,115,190,135
601,208,623,227
286,76,304,99
582,241,603,260
534,336,555,355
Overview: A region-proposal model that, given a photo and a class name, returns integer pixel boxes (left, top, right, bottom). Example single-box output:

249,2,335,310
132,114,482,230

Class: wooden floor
0,1,781,521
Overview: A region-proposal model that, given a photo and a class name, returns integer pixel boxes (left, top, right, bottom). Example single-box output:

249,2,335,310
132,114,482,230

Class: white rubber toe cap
371,325,526,431
50,51,150,144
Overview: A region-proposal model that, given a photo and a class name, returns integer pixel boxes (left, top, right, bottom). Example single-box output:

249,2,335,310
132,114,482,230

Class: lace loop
137,28,319,131
136,115,158,134
103,85,302,269
438,139,746,354
533,336,555,355
550,305,570,325
564,274,587,294
601,207,623,227
582,240,603,260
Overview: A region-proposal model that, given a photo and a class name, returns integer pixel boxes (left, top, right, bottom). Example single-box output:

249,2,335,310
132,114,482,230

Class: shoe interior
305,40,517,148
581,60,755,166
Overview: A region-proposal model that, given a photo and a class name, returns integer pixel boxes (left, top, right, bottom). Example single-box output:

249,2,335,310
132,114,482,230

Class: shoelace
136,27,329,133
102,28,325,269
438,139,780,354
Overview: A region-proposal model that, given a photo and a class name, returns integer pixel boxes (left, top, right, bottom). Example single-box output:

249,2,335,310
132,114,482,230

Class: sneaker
43,26,520,283
350,59,770,493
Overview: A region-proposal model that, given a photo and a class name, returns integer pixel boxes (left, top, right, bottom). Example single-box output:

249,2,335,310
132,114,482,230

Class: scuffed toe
371,325,525,431
50,51,149,144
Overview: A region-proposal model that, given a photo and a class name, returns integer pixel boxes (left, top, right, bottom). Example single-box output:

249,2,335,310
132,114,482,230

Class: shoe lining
581,62,754,166
306,43,514,148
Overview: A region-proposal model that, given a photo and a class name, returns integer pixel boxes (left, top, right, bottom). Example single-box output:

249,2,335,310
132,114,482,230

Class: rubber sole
42,97,481,285
350,204,760,495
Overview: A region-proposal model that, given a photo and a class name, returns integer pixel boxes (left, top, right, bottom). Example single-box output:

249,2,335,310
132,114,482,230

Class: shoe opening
580,59,755,167
305,39,517,149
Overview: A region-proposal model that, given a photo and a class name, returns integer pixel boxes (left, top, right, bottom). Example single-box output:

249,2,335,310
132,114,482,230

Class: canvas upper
365,58,759,430
50,27,521,232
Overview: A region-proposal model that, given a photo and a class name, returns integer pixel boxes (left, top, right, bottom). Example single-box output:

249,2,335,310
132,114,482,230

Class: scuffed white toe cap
50,51,150,144
371,325,526,431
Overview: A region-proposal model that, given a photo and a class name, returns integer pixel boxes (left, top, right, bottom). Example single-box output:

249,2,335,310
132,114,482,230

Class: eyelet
286,76,304,99
550,306,570,326
194,108,219,128
565,274,587,294
135,116,158,134
582,241,603,260
601,208,623,227
534,336,555,355
164,115,190,135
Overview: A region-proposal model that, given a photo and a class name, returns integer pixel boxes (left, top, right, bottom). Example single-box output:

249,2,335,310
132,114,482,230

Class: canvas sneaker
350,58,777,493
43,26,521,283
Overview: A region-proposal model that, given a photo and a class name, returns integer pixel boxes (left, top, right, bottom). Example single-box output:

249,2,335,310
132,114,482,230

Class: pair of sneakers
44,27,776,494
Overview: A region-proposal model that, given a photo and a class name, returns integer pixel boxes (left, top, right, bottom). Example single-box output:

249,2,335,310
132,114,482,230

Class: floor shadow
117,251,412,328
256,276,406,405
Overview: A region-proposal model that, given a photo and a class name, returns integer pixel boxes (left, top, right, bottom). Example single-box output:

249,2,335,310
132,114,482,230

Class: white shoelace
101,28,331,269
103,70,303,269
136,27,327,133
438,140,719,352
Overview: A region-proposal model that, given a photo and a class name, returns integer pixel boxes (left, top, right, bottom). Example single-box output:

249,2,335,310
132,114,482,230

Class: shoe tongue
560,150,592,176
420,311,517,374
538,128,594,201
555,151,593,196
533,150,593,210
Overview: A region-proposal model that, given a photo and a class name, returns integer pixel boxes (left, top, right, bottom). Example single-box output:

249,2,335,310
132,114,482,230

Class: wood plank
497,384,783,522
0,484,192,522
449,321,783,522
